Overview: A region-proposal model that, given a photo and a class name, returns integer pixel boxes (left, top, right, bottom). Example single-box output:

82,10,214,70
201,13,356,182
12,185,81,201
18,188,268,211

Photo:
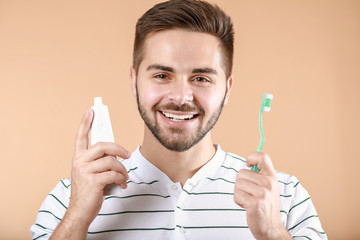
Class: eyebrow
146,64,174,72
146,64,218,76
192,68,218,76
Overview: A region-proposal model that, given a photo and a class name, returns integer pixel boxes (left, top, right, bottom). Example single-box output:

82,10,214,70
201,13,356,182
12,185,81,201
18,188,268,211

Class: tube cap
94,97,103,106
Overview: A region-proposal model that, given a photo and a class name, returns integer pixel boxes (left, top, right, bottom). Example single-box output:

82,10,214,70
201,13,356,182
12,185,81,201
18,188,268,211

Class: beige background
0,0,359,239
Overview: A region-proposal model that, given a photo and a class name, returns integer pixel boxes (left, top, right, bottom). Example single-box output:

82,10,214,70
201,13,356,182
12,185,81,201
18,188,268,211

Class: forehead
140,29,225,76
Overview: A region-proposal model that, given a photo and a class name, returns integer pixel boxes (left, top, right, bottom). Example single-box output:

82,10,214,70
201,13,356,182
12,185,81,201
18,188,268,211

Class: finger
96,170,128,189
87,156,129,180
237,169,273,190
246,152,275,175
234,188,254,209
235,176,269,200
74,109,94,157
84,142,131,162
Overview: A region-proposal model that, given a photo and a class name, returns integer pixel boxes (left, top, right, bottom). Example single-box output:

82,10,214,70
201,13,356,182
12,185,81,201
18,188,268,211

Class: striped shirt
30,145,327,240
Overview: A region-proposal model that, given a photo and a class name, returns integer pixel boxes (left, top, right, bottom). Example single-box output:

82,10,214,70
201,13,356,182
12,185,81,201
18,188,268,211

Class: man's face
131,29,232,152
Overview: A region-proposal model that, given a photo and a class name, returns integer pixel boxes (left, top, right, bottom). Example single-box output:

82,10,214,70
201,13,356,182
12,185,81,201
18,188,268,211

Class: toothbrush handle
251,165,259,172
257,108,265,152
252,107,265,173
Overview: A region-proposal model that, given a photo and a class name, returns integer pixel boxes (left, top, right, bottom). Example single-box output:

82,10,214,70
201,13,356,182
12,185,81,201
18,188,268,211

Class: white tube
90,97,120,195
91,97,114,145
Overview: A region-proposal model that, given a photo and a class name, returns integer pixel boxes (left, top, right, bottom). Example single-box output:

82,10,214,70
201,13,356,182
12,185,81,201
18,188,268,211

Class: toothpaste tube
91,97,114,145
91,97,121,195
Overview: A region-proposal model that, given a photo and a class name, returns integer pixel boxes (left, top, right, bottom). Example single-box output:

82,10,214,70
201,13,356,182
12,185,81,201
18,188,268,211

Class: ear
224,75,233,105
130,66,137,98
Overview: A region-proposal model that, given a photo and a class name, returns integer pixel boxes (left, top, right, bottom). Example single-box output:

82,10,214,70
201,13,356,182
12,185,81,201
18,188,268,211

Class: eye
193,76,211,83
154,73,169,79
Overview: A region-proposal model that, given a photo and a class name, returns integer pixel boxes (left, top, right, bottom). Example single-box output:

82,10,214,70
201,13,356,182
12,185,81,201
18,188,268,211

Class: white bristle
265,93,273,100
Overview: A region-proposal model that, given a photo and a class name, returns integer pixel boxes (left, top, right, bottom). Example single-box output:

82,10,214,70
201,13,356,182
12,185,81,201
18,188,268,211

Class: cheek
139,84,166,108
195,88,224,114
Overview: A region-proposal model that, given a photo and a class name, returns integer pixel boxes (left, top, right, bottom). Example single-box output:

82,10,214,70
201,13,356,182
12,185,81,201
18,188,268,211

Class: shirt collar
129,145,226,184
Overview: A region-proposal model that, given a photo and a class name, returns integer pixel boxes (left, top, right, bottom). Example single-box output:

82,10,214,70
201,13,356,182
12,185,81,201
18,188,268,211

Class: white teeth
162,112,195,121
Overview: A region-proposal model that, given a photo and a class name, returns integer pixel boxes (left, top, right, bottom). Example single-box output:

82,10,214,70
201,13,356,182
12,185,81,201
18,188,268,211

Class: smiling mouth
161,111,198,122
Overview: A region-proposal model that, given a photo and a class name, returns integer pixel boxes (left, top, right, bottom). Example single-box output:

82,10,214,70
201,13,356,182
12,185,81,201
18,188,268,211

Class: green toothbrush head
262,93,273,112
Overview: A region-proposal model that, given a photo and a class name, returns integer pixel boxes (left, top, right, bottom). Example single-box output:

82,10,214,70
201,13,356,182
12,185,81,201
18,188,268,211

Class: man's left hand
234,152,292,240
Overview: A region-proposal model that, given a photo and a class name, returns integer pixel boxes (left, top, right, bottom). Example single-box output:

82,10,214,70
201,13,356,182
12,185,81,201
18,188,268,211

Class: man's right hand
50,109,130,240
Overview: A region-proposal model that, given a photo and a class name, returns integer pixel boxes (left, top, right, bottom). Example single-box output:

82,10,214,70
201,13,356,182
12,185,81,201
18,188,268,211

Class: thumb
246,152,276,176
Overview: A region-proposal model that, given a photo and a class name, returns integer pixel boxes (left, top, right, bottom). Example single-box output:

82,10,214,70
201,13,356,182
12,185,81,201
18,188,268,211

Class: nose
167,79,194,105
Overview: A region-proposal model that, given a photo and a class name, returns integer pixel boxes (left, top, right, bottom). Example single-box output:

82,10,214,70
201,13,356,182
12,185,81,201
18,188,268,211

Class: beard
136,88,226,152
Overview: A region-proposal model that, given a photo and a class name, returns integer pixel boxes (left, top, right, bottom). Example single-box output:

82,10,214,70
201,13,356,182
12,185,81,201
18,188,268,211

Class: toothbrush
251,93,273,173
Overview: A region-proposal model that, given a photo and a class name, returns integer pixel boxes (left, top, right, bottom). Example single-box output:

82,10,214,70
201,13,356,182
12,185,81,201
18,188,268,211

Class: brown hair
133,0,234,78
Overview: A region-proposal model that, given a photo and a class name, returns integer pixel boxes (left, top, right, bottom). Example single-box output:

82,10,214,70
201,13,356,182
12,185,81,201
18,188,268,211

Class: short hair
133,0,234,78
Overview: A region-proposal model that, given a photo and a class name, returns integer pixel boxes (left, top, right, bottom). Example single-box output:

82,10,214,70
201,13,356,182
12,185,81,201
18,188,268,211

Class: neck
140,126,216,186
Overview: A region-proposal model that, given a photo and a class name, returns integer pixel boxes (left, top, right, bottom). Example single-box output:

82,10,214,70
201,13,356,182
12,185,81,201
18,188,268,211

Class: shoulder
276,171,301,189
275,172,327,237
42,178,71,212
30,178,72,238
222,151,248,171
275,171,309,201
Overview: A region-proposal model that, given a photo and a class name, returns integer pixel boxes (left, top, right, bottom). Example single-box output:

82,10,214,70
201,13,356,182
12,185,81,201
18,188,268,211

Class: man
31,0,327,239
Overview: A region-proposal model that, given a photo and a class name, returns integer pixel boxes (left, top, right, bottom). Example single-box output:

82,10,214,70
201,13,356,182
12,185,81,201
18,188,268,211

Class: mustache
154,102,204,114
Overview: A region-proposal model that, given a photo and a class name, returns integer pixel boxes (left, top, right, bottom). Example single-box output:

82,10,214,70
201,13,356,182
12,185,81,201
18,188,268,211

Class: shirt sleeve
30,179,71,240
280,174,328,240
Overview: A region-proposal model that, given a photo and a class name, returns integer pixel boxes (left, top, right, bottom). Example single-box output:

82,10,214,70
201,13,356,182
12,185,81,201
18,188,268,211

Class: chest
87,178,255,240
